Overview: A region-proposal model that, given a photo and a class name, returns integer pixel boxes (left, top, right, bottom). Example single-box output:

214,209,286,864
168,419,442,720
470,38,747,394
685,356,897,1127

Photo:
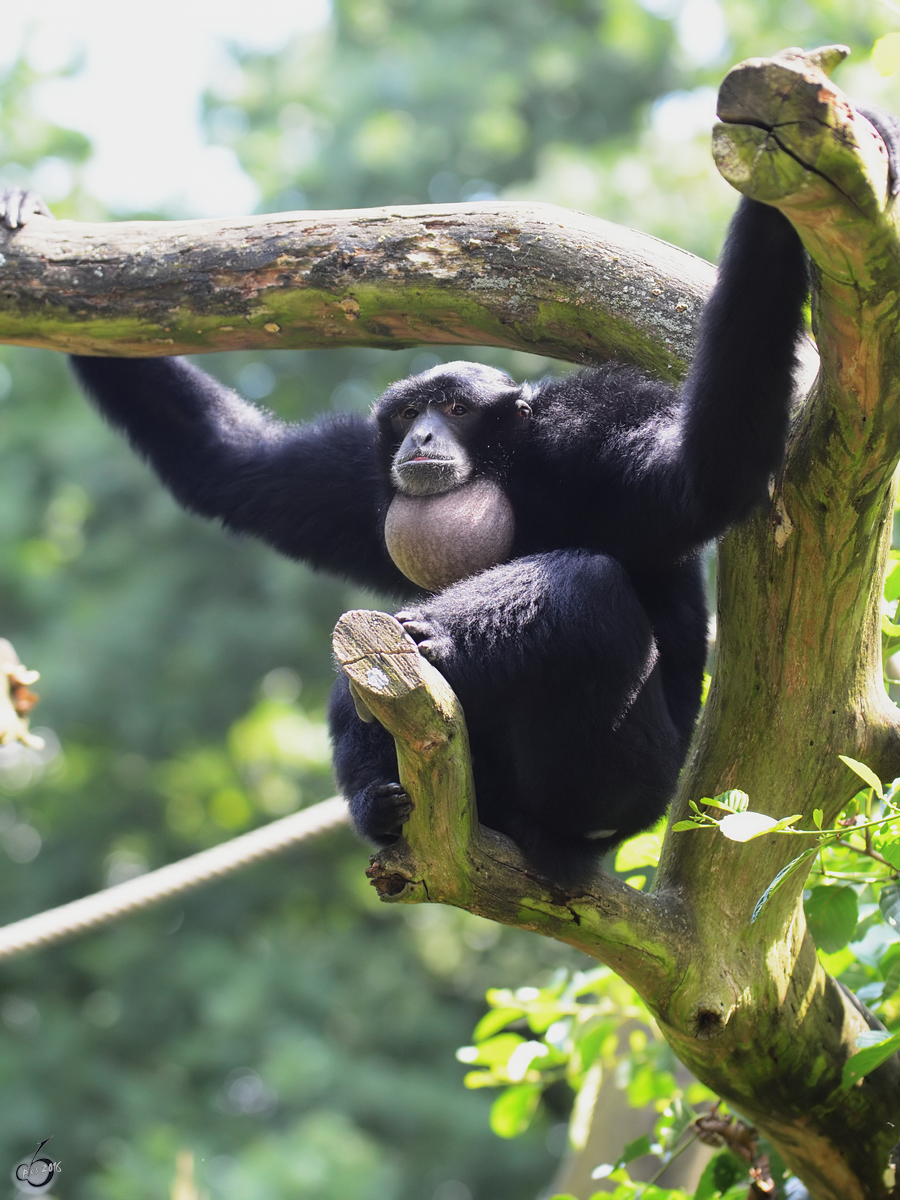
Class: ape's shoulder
525,364,677,468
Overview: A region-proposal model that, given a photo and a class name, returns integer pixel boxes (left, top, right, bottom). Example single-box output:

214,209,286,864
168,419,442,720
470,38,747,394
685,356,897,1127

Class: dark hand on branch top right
0,188,53,231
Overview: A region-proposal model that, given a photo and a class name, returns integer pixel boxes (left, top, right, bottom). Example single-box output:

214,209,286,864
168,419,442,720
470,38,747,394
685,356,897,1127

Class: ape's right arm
72,356,411,595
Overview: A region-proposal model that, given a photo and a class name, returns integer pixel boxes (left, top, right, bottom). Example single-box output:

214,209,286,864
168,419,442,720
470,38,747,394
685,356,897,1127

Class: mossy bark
0,201,718,380
1,44,897,1200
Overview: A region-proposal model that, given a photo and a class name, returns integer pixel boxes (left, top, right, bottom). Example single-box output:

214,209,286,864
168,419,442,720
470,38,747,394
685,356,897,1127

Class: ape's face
375,361,530,497
389,397,481,496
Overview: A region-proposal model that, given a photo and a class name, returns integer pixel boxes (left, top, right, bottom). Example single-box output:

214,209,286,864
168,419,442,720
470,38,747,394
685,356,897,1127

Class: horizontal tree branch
0,200,818,387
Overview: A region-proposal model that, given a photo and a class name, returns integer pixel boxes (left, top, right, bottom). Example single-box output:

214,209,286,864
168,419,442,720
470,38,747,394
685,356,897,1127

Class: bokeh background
1,3,899,1197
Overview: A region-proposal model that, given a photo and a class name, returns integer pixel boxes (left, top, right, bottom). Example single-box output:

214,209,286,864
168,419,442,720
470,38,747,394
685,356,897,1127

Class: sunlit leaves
674,792,800,844
838,755,884,800
458,967,718,1158
704,790,750,813
489,1083,542,1138
471,1006,526,1042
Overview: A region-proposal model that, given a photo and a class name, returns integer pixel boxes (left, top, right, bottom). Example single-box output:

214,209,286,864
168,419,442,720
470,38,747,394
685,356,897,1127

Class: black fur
61,194,813,885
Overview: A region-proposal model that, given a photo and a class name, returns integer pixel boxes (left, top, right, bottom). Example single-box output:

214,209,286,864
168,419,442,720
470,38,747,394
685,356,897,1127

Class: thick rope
0,795,349,960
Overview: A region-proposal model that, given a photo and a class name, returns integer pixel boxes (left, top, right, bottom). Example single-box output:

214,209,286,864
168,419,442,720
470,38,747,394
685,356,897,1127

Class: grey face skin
389,398,480,496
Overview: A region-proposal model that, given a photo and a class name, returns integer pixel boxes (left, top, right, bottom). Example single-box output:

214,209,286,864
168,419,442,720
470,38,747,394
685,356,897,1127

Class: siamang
2,106,897,885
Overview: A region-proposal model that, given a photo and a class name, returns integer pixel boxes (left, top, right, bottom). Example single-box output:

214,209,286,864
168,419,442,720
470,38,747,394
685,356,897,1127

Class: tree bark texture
0,200,719,379
0,44,896,1200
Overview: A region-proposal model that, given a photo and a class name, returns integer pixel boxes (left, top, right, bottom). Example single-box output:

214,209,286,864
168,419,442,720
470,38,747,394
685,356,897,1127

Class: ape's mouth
392,454,472,496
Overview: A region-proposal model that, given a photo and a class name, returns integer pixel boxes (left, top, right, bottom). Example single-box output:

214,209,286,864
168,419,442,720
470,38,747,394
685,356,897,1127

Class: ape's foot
356,781,414,842
395,610,453,665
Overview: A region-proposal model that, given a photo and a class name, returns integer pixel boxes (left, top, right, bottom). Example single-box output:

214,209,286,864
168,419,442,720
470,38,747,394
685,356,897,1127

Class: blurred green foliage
2,2,900,1198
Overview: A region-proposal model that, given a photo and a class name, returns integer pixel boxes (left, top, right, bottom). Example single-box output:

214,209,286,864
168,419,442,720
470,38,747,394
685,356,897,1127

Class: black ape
2,142,881,881
62,197,807,886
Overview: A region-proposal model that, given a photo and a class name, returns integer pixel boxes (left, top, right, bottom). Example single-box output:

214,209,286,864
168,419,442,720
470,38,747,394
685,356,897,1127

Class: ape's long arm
674,198,808,538
72,357,411,595
524,197,809,568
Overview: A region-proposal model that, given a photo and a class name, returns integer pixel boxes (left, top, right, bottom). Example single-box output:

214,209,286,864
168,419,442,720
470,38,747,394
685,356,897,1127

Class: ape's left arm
524,196,809,568
672,196,809,541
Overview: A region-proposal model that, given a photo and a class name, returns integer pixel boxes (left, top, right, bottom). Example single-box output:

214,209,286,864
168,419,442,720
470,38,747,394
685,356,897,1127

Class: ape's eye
400,407,419,421
450,404,468,416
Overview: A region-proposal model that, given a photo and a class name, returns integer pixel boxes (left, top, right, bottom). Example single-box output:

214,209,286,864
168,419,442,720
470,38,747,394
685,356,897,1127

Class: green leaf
456,1032,524,1068
525,1005,566,1035
572,1015,619,1070
766,814,803,834
752,847,819,922
694,1149,748,1200
876,830,900,871
671,819,707,832
489,1083,541,1138
805,885,859,954
702,790,749,813
882,950,900,1000
842,1030,900,1088
838,755,884,799
472,1007,524,1042
463,1069,502,1089
569,967,613,998
880,883,900,929
813,808,824,829
616,1133,653,1166
654,1094,697,1153
884,554,900,600
817,945,857,976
